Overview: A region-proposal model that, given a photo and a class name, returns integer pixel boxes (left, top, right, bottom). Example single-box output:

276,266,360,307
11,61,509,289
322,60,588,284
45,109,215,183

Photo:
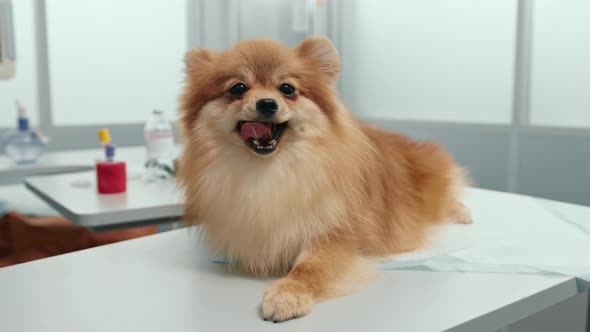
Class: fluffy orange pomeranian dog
177,37,471,322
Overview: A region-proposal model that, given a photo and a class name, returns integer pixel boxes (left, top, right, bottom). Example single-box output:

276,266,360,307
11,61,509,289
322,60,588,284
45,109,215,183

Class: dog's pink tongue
240,122,271,141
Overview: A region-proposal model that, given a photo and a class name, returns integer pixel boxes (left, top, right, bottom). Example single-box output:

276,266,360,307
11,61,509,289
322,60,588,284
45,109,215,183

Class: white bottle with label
144,109,175,178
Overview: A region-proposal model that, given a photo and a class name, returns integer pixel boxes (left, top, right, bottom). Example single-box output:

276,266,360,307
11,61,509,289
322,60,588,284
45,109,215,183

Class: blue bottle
2,101,46,164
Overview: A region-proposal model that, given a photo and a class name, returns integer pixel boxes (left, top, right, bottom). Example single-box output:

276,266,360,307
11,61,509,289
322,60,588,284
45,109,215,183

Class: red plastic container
96,161,127,194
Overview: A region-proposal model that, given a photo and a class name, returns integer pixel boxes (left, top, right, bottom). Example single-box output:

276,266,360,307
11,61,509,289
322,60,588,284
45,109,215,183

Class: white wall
340,0,516,124
238,0,323,46
45,0,186,125
199,0,329,50
0,0,38,128
529,0,590,128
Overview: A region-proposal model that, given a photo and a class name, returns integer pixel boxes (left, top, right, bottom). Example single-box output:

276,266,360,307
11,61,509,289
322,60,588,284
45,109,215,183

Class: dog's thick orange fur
177,37,470,322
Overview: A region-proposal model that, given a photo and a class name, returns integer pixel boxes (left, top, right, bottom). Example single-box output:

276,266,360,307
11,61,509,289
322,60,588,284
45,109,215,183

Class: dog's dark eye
229,83,248,97
279,83,295,96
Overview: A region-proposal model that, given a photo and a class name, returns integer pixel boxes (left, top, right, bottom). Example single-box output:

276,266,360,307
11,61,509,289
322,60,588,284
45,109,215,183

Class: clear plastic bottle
144,109,175,178
2,101,45,164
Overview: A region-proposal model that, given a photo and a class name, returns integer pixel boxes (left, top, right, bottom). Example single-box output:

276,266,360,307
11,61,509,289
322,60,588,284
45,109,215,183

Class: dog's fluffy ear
185,48,217,74
295,37,340,82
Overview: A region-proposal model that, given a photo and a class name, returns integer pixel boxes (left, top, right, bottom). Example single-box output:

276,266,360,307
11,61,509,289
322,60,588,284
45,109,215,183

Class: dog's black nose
256,98,278,118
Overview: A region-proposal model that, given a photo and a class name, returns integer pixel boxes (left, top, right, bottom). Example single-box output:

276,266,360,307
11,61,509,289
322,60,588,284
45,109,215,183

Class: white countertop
0,146,151,184
0,149,93,178
0,229,578,332
1,145,183,182
25,171,183,229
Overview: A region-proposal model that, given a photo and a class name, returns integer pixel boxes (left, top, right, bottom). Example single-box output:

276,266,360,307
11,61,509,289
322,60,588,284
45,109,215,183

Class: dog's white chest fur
193,150,346,275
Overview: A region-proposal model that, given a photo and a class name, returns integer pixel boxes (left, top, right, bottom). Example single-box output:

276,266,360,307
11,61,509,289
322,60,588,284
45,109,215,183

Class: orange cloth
0,211,157,267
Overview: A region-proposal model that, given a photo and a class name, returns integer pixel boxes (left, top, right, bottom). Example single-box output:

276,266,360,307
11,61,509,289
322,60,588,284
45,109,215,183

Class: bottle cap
15,99,29,131
98,128,111,144
18,116,29,131
105,144,115,161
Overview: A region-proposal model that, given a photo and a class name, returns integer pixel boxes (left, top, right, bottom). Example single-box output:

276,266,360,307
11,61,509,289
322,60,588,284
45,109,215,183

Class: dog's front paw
262,278,313,322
